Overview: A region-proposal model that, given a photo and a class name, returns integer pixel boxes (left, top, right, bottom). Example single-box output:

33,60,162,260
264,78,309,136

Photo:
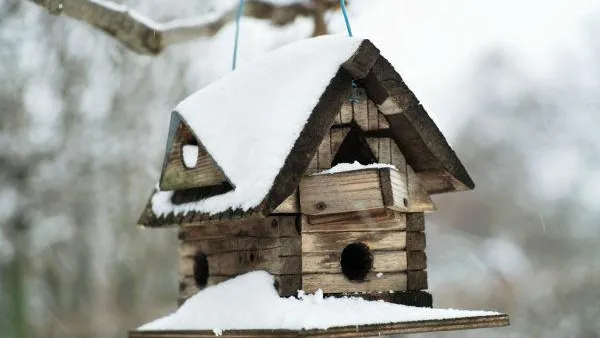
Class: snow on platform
135,271,508,336
151,36,363,216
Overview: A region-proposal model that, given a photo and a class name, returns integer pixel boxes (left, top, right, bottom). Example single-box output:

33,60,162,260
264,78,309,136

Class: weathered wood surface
160,123,231,191
301,231,414,253
178,216,302,299
406,212,425,231
406,165,436,212
302,250,426,273
303,209,406,233
130,314,509,337
178,216,298,240
300,168,416,215
271,191,300,214
302,270,427,293
330,290,433,308
361,54,474,194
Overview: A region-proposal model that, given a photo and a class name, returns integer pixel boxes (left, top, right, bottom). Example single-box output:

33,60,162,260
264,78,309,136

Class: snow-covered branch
27,0,341,55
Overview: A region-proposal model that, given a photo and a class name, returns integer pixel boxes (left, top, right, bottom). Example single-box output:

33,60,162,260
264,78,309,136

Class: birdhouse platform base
129,313,509,338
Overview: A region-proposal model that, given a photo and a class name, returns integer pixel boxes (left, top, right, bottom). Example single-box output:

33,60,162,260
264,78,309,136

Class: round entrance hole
340,242,373,282
193,251,209,287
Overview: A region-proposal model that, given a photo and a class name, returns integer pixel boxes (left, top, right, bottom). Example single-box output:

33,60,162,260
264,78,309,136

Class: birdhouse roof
137,35,474,227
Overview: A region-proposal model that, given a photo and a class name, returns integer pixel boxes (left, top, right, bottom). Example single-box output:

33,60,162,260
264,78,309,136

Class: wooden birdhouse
132,36,508,337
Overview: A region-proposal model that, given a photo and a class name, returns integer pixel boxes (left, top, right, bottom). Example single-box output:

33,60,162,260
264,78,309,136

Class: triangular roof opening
331,126,377,167
159,121,233,193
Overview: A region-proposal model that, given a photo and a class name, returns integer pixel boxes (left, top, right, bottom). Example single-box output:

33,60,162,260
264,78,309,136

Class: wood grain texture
361,55,474,194
302,250,426,273
178,216,298,241
300,168,412,216
302,231,406,253
160,123,231,191
129,314,510,337
271,191,299,214
339,100,353,124
180,252,301,276
406,165,436,212
407,270,428,290
302,272,410,293
317,131,331,170
329,127,350,160
405,212,425,231
303,209,406,233
353,95,369,131
341,39,380,79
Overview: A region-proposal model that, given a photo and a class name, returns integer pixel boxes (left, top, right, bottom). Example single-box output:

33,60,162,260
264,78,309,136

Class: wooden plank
391,139,406,169
300,169,384,215
160,123,231,191
272,191,299,214
339,100,353,124
329,128,350,159
406,165,436,212
367,99,380,131
179,216,298,240
302,272,408,293
180,237,301,257
302,251,408,273
129,314,510,337
341,39,381,79
317,131,331,170
387,168,409,212
365,138,379,159
407,270,428,290
303,209,406,233
407,251,427,270
180,252,301,276
407,232,426,251
352,95,369,131
406,213,425,231
302,231,405,253
378,111,390,130
378,137,392,164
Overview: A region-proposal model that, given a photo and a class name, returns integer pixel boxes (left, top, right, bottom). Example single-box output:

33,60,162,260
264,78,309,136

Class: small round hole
340,242,373,282
193,251,209,287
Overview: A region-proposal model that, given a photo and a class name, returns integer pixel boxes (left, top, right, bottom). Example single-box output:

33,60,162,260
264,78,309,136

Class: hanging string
232,0,245,70
340,0,353,37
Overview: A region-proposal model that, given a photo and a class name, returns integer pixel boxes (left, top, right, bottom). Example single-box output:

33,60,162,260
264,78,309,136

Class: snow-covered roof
136,271,502,333
151,35,363,216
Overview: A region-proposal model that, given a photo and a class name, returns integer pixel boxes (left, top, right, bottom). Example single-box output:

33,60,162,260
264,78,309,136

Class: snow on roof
151,35,363,216
137,271,499,334
315,161,396,175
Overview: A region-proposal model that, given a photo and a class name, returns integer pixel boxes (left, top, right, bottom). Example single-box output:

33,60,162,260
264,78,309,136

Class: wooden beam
406,165,436,212
302,250,426,273
302,231,406,253
302,271,416,293
302,209,406,233
178,216,298,240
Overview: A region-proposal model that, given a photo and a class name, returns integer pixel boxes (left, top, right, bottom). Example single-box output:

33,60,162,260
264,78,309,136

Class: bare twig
28,0,341,55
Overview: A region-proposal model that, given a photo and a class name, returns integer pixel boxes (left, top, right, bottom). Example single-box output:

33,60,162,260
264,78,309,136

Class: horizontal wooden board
302,272,411,293
300,169,384,215
180,237,301,257
302,231,406,253
180,252,301,276
179,216,299,240
130,314,509,337
303,209,406,233
302,251,414,273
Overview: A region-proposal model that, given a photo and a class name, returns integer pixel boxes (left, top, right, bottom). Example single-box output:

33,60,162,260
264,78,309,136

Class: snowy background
1,0,600,337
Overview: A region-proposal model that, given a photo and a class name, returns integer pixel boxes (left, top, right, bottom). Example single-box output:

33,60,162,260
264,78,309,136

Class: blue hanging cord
232,0,245,70
340,0,353,37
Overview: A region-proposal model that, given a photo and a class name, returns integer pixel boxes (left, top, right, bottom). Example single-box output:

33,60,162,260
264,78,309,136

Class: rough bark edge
361,55,475,193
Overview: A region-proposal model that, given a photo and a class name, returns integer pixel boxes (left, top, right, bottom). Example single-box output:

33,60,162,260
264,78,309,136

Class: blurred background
1,0,600,337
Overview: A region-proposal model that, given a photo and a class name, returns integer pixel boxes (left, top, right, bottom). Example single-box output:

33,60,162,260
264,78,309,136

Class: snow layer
315,161,396,175
151,35,363,216
137,271,499,333
182,145,198,168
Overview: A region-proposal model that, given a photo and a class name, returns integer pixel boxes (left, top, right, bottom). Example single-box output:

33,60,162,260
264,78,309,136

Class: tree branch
28,0,342,55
